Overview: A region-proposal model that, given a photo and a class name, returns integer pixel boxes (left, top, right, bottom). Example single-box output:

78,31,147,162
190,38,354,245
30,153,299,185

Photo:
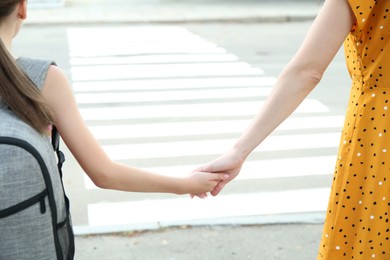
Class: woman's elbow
294,67,324,91
306,69,323,87
284,61,325,90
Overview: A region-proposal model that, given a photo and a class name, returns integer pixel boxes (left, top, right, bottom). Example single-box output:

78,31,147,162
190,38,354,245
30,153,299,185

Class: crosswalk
29,0,63,8
67,26,340,234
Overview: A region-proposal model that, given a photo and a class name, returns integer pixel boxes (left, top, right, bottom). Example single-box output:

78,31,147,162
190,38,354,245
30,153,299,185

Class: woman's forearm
233,64,322,160
230,0,354,161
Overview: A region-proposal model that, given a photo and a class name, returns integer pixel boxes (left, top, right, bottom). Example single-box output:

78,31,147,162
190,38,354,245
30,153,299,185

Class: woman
195,0,390,258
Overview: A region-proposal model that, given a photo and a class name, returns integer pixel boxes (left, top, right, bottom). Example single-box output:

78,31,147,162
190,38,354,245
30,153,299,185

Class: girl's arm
196,0,356,196
41,66,227,195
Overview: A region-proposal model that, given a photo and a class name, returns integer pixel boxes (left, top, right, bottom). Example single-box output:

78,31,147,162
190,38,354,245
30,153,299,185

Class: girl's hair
0,0,54,134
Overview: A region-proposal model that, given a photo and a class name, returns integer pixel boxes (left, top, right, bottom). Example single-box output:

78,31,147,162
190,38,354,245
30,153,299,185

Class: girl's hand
185,172,229,196
191,149,245,198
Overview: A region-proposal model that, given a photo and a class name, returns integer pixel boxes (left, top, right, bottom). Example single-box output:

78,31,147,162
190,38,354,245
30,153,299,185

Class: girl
0,0,227,259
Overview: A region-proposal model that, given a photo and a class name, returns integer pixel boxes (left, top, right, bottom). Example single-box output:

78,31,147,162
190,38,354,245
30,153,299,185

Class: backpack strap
51,126,65,178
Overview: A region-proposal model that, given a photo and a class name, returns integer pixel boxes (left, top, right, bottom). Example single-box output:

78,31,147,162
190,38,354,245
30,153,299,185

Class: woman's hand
184,171,229,195
191,149,245,198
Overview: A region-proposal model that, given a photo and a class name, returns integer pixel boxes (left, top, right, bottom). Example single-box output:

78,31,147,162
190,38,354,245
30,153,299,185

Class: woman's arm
41,66,227,195
197,0,356,196
235,0,355,159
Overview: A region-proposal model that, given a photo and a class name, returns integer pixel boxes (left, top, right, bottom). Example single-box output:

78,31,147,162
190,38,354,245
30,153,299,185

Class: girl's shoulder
16,57,56,91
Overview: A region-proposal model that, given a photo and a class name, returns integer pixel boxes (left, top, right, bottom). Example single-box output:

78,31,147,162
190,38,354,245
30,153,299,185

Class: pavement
75,223,324,260
26,0,326,259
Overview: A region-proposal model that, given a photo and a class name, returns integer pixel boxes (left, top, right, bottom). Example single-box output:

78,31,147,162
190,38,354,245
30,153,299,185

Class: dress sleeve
347,0,375,35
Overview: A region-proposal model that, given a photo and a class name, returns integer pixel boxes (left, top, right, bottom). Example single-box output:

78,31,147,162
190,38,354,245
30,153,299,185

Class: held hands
192,149,245,198
186,171,229,195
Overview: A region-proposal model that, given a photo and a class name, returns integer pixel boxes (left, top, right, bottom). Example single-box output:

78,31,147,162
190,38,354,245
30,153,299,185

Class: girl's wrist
173,176,190,195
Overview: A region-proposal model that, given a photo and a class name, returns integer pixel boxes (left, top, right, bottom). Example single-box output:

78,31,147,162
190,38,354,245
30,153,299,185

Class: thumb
193,163,213,173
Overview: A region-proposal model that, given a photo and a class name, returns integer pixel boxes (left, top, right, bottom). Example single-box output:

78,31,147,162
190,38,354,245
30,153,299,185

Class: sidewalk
75,223,324,260
26,0,322,25
27,1,325,259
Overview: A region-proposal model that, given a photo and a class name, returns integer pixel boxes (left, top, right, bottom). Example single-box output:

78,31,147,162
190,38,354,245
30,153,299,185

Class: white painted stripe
67,26,205,42
67,27,224,57
153,156,336,179
67,31,226,57
75,212,326,235
83,156,336,190
67,32,216,47
101,132,340,161
69,44,227,57
70,62,264,81
88,116,344,140
69,46,227,58
70,54,239,65
72,77,277,92
66,25,232,54
79,99,329,121
75,87,271,104
67,26,201,37
86,188,330,227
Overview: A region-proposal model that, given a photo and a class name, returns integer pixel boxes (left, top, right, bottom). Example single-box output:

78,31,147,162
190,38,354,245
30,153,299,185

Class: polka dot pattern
318,1,390,259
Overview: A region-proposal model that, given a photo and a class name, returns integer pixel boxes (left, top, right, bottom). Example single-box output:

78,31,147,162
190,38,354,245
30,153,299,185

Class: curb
24,16,317,26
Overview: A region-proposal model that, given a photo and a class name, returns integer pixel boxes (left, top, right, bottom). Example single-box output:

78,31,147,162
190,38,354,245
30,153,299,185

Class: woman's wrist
228,144,250,167
230,143,249,165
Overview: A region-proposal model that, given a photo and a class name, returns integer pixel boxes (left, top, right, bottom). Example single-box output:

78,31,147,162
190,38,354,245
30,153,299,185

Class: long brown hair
0,0,54,134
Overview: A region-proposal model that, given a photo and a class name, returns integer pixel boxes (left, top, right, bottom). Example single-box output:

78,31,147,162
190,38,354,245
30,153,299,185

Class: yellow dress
318,1,390,259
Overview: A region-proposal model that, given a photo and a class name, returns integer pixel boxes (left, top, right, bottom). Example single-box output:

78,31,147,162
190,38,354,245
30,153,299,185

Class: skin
0,1,228,195
194,0,356,197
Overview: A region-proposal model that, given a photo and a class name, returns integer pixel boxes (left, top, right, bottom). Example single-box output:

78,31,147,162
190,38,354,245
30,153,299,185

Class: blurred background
14,0,351,259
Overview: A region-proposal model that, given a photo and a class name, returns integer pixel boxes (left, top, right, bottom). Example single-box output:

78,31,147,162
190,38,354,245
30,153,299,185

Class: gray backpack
0,58,75,260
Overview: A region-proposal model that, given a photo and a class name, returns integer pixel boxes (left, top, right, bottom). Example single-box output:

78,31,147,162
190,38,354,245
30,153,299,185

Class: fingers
198,193,208,199
212,173,229,181
210,180,227,196
187,172,229,199
190,193,208,199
